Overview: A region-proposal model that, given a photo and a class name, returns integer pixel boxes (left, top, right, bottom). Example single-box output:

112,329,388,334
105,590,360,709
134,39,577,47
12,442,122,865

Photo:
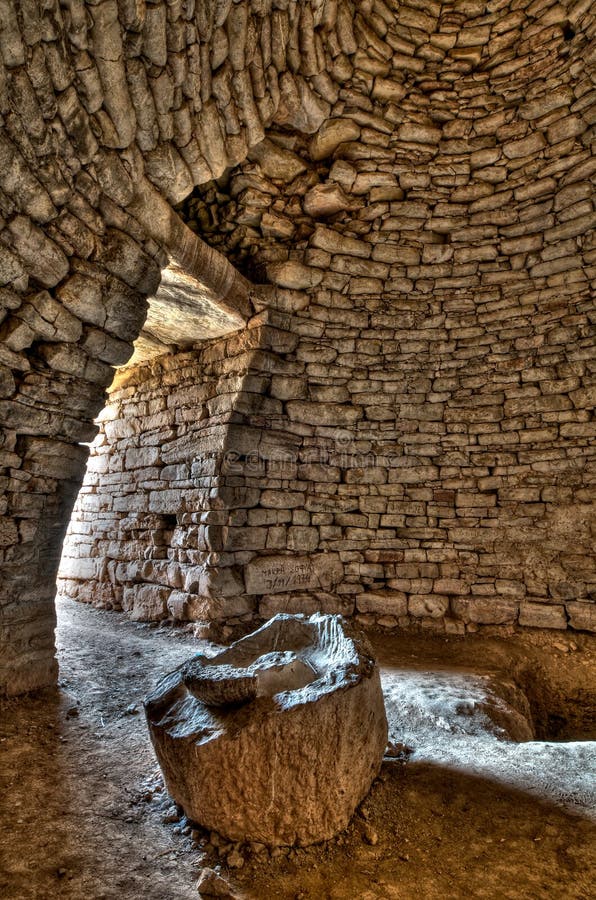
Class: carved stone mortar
145,613,388,846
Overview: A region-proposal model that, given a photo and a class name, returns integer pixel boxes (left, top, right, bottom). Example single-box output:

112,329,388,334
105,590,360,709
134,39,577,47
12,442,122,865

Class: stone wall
0,0,346,694
59,325,280,627
61,274,595,637
2,0,596,691
60,0,595,635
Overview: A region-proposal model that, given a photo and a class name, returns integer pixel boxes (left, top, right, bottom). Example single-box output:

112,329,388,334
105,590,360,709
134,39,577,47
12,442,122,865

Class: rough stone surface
145,613,388,846
196,868,236,899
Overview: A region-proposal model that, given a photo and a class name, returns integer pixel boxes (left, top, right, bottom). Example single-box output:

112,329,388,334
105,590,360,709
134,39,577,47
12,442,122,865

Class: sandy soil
1,597,595,900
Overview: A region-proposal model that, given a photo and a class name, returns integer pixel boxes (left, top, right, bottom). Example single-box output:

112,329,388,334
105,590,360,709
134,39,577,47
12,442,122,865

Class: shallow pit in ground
373,628,596,743
380,662,596,746
514,668,596,742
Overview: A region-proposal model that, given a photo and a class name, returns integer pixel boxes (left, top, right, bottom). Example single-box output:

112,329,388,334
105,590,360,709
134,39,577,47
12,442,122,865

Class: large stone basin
144,613,388,846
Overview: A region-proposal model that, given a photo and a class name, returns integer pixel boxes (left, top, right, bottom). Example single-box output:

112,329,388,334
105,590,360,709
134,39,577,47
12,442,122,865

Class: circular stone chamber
144,613,388,846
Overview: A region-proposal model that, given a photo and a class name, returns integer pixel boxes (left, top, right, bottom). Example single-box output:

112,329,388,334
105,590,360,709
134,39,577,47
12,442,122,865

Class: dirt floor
1,597,595,900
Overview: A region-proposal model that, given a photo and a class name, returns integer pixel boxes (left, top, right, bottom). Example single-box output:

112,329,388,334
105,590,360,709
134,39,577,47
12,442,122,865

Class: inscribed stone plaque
244,554,343,595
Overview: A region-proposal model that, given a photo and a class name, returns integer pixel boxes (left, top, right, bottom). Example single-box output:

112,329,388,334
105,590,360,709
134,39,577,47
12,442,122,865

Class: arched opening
57,304,258,633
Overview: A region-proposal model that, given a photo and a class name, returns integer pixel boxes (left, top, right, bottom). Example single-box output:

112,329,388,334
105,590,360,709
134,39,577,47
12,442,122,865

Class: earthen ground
1,597,595,900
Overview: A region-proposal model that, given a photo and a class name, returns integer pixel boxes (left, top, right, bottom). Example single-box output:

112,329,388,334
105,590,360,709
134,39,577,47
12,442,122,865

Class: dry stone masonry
0,0,356,694
61,0,595,642
0,1,594,694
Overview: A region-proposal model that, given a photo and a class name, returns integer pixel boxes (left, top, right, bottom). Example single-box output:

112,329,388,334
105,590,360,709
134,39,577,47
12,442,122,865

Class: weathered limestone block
518,603,567,630
285,398,362,427
520,89,573,120
0,245,25,285
566,603,596,633
57,86,99,163
97,228,160,294
408,595,450,619
81,327,133,366
247,137,306,182
259,592,354,619
310,225,370,258
303,182,353,217
274,73,330,133
266,260,323,290
503,133,546,160
145,613,388,846
3,216,69,288
0,0,25,67
309,118,361,161
452,597,519,626
89,0,136,147
123,583,170,621
0,134,56,222
397,123,442,146
38,343,112,385
356,590,408,616
370,77,405,104
183,564,246,603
